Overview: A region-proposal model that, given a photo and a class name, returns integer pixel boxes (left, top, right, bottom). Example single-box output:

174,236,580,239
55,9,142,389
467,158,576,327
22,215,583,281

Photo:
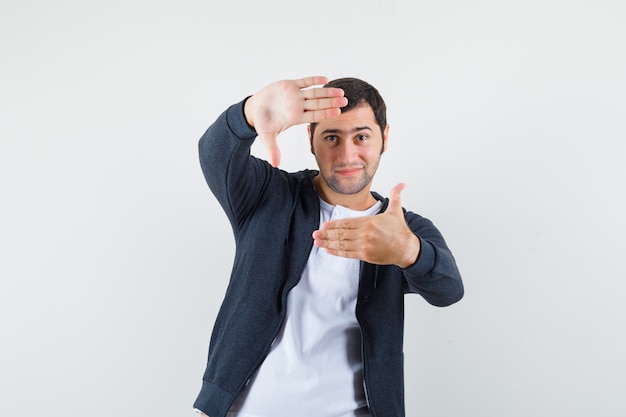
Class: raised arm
199,76,348,230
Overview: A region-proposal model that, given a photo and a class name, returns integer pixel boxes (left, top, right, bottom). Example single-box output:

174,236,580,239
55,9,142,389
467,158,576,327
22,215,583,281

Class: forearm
198,99,256,189
402,217,464,306
198,99,271,228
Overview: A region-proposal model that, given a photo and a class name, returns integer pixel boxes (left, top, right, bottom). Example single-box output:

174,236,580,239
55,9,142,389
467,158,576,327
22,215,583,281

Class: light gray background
1,0,625,416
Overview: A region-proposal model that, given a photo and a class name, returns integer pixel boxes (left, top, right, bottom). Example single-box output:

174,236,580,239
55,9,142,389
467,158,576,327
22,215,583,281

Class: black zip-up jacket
193,99,464,417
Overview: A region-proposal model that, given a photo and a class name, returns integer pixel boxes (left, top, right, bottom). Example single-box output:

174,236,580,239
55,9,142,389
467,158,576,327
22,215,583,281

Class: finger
387,183,406,214
301,108,343,124
259,133,281,167
302,87,346,99
320,236,352,251
313,233,354,252
329,249,358,259
294,76,329,89
321,245,359,260
303,96,348,111
321,218,359,231
313,227,356,242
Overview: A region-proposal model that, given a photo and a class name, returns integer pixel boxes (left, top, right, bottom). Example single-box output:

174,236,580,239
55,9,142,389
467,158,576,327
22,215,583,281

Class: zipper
359,320,371,408
358,263,373,416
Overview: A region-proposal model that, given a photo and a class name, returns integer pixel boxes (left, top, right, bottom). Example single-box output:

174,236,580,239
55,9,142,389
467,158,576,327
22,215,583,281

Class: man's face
309,104,389,197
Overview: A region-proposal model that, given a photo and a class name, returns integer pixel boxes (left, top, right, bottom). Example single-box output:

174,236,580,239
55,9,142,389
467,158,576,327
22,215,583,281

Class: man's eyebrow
320,126,373,135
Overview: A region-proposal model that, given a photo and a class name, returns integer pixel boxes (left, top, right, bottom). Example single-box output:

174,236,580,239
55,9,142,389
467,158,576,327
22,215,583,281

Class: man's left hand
312,183,421,268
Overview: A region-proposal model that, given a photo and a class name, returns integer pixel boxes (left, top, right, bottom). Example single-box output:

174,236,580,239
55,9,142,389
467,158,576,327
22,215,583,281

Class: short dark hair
309,77,387,138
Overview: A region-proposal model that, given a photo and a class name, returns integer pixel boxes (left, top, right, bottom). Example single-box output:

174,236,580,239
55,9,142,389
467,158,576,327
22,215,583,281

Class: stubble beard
322,159,380,195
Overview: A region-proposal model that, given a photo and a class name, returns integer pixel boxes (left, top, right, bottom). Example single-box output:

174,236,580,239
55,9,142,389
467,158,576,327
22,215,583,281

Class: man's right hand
244,76,348,167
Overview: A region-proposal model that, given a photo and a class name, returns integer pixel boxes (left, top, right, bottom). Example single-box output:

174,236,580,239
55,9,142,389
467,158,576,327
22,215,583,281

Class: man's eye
356,135,368,141
325,135,338,142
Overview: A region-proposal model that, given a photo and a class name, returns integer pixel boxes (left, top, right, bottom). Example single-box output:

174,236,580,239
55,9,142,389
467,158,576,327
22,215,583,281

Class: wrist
398,234,421,269
243,95,256,128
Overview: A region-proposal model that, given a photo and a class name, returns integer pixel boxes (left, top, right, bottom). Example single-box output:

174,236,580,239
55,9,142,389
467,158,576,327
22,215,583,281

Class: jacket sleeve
198,98,274,232
401,212,464,307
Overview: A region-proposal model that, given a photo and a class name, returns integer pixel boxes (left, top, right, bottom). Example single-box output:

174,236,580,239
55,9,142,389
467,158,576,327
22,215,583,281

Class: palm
253,81,304,135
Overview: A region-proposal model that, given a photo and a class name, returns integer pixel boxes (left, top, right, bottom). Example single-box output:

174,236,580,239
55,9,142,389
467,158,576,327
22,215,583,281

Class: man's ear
308,124,315,155
381,124,390,154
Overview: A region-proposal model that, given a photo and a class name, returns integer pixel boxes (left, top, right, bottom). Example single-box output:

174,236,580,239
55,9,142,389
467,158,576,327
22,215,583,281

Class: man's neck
312,175,378,211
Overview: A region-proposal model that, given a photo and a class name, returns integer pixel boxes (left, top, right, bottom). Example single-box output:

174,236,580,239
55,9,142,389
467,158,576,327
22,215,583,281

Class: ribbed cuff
225,98,257,140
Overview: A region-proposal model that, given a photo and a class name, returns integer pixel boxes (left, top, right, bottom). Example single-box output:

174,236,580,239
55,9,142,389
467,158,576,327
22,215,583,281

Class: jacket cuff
225,97,257,140
402,236,435,277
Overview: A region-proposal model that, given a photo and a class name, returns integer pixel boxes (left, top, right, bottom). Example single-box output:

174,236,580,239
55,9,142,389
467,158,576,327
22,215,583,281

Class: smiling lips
334,166,364,176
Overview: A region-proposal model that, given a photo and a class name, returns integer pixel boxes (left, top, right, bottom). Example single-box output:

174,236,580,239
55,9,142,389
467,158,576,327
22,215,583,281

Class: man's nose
336,140,358,163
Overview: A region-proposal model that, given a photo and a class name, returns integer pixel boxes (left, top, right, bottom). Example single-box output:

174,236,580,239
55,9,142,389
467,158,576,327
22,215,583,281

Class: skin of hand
244,76,348,167
312,183,421,268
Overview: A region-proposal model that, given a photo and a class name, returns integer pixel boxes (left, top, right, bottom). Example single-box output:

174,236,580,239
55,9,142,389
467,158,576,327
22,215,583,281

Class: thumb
259,133,282,167
387,183,406,214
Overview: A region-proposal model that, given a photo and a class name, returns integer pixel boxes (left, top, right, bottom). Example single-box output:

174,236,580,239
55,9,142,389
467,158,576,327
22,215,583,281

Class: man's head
307,78,389,207
309,78,387,142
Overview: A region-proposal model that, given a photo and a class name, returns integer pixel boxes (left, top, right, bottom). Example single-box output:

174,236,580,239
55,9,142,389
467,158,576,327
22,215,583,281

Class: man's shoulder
279,168,318,186
289,168,319,178
261,168,318,203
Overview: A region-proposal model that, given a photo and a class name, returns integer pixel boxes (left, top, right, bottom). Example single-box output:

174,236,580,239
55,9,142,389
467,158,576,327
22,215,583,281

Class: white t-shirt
226,199,382,417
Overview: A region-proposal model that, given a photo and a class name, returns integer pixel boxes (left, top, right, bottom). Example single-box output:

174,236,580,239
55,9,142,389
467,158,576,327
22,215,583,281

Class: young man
194,76,464,417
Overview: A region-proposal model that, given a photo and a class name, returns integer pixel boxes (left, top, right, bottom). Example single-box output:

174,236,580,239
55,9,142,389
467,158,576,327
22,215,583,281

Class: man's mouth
334,166,363,176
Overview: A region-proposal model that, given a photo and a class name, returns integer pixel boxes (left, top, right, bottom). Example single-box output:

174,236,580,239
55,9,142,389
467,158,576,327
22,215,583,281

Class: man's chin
327,177,370,195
